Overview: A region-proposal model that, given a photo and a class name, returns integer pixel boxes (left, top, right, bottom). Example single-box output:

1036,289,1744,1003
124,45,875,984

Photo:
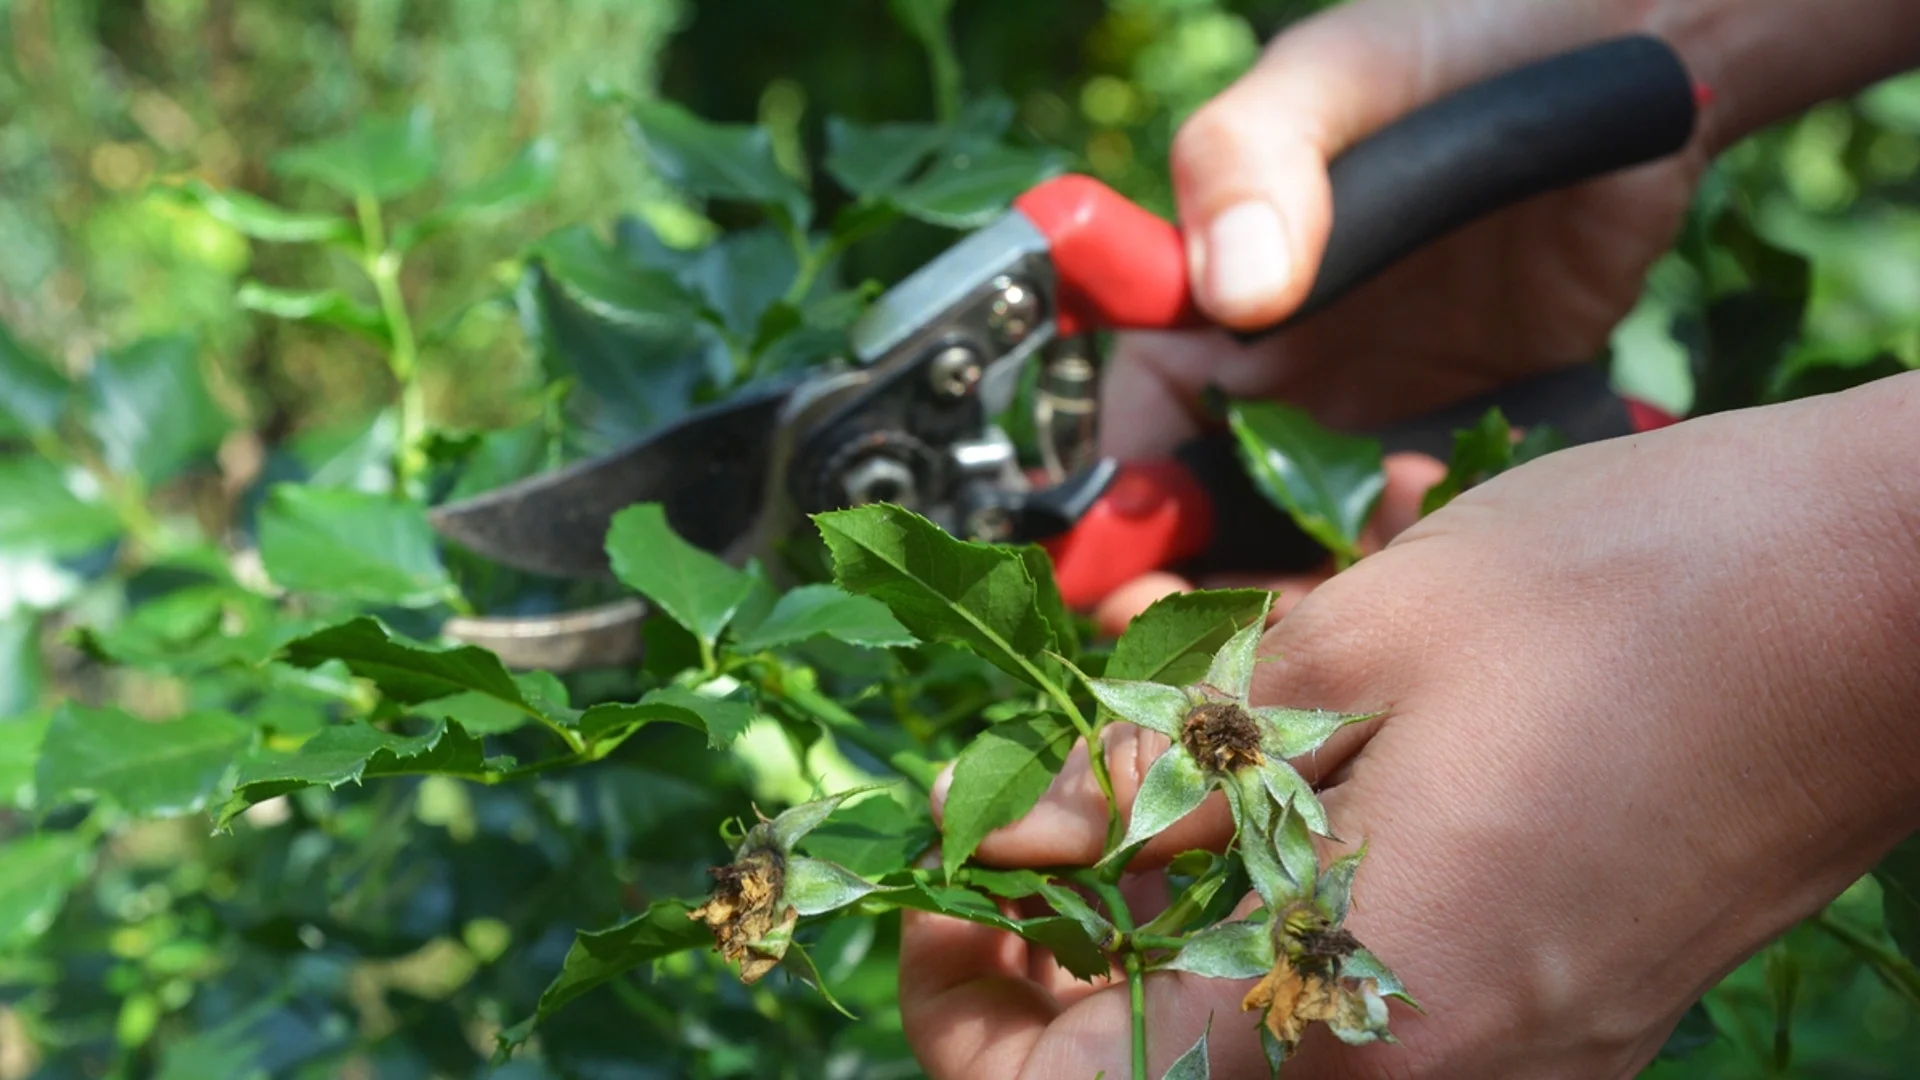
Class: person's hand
900,374,1920,1078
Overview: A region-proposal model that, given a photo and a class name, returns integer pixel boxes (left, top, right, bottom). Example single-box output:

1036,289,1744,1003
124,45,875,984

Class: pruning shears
429,35,1702,670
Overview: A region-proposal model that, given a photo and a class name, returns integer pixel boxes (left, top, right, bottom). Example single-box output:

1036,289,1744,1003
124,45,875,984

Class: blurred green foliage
2,1,1918,1078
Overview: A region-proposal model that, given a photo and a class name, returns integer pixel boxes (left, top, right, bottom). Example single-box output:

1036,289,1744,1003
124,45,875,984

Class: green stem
1812,910,1920,1007
357,195,427,493
1125,950,1149,1080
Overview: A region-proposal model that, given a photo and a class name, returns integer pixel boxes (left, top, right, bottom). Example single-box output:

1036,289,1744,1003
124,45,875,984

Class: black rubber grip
1175,361,1636,577
1252,34,1697,333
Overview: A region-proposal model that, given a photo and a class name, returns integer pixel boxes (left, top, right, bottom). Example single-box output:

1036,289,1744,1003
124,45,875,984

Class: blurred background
3,1,1919,1077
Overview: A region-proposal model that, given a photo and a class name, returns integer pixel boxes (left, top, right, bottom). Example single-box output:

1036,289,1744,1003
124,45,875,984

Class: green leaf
273,107,438,201
258,485,453,607
682,225,802,342
1107,589,1272,686
496,900,710,1055
1315,845,1365,925
532,225,709,329
824,118,946,197
629,100,811,230
1254,705,1369,760
1421,408,1514,516
939,711,1076,878
1085,679,1188,740
74,584,304,672
0,712,49,809
800,789,937,877
1227,400,1386,565
0,457,121,558
0,831,91,947
891,877,1109,980
172,178,354,243
36,704,250,818
815,504,1070,690
85,336,228,487
891,144,1069,229
218,719,487,827
0,321,71,437
237,282,389,343
770,787,879,852
1164,1023,1213,1080
1657,1000,1720,1061
1108,748,1211,861
784,856,882,916
279,615,532,706
732,584,916,652
1342,947,1416,1005
400,137,558,248
1201,620,1262,701
605,503,753,646
1874,832,1920,963
577,685,755,751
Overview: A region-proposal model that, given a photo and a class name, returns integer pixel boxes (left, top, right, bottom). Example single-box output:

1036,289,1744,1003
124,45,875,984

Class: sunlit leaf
278,615,532,707
1108,748,1211,861
0,711,49,809
1107,589,1272,687
237,282,390,343
0,457,121,559
531,225,708,329
731,584,915,652
172,178,354,243
785,856,882,916
577,685,755,750
217,719,488,827
0,321,71,437
1253,705,1369,761
1085,679,1187,740
400,137,558,247
258,484,453,607
36,703,250,818
273,107,438,201
629,100,811,230
1226,400,1385,566
0,832,91,947
495,900,711,1056
798,787,936,877
939,711,1075,878
1201,621,1263,702
605,503,754,647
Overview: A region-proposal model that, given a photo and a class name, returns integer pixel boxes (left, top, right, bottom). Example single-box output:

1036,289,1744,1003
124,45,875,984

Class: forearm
1649,0,1920,151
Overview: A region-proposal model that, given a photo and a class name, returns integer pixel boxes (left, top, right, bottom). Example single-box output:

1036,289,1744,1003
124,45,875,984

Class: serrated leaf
0,713,49,809
1874,832,1920,963
939,711,1076,878
0,831,91,947
629,100,811,231
85,336,228,487
36,704,250,818
1165,919,1273,980
681,224,802,342
815,504,1070,690
605,503,753,646
400,137,557,248
1085,679,1187,740
1164,1023,1213,1080
1034,878,1116,944
577,685,754,751
0,321,71,436
273,108,438,201
1227,400,1385,565
784,856,882,916
732,584,916,652
0,457,120,559
495,900,710,1054
1421,408,1512,516
279,615,532,707
1107,589,1272,686
172,178,354,243
824,118,946,197
891,144,1068,229
258,485,453,607
237,282,389,343
218,719,487,827
532,225,708,329
1254,705,1369,760
798,788,936,877
1107,747,1211,860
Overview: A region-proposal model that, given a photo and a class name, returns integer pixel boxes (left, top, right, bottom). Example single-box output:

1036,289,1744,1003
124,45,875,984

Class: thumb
932,724,1237,871
1172,0,1620,327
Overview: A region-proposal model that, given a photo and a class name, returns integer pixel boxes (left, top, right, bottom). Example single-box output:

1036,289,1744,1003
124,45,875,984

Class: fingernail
929,761,955,816
1205,200,1292,317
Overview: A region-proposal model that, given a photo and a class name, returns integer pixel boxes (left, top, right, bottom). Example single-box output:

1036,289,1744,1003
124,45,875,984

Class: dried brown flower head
689,845,797,984
1181,701,1264,774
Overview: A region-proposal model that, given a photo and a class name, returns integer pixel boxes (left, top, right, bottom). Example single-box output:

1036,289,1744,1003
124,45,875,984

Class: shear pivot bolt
840,455,919,508
987,277,1042,345
926,345,984,399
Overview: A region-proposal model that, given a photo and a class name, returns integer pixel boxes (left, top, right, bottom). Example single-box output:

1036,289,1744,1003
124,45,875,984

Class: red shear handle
1042,461,1214,610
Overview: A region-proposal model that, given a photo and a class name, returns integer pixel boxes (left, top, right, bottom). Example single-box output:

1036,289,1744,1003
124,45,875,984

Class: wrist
1646,0,1920,152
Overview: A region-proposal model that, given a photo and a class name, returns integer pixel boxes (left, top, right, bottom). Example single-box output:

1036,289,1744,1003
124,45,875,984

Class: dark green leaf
218,718,488,827
815,504,1070,689
0,320,70,436
605,503,753,646
1874,831,1920,963
173,178,353,243
258,484,453,607
272,108,438,201
237,282,390,343
785,856,883,916
891,144,1069,230
939,712,1075,878
85,336,228,486
532,225,709,329
799,788,936,877
1165,1024,1213,1080
824,118,945,197
497,900,710,1054
577,685,754,750
445,417,553,501
36,704,250,818
890,878,1109,980
1110,747,1211,858
1227,400,1385,564
1689,211,1812,417
279,615,532,707
0,831,91,947
629,101,811,230
1106,589,1271,686
1164,919,1271,980
400,137,558,247
732,584,916,652
74,584,304,672
1657,1000,1720,1061
0,712,49,809
1421,409,1513,516
0,457,121,558
682,225,801,341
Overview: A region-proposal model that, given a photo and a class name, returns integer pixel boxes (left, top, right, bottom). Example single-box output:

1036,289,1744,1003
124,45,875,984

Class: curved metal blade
443,599,649,671
430,381,795,579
